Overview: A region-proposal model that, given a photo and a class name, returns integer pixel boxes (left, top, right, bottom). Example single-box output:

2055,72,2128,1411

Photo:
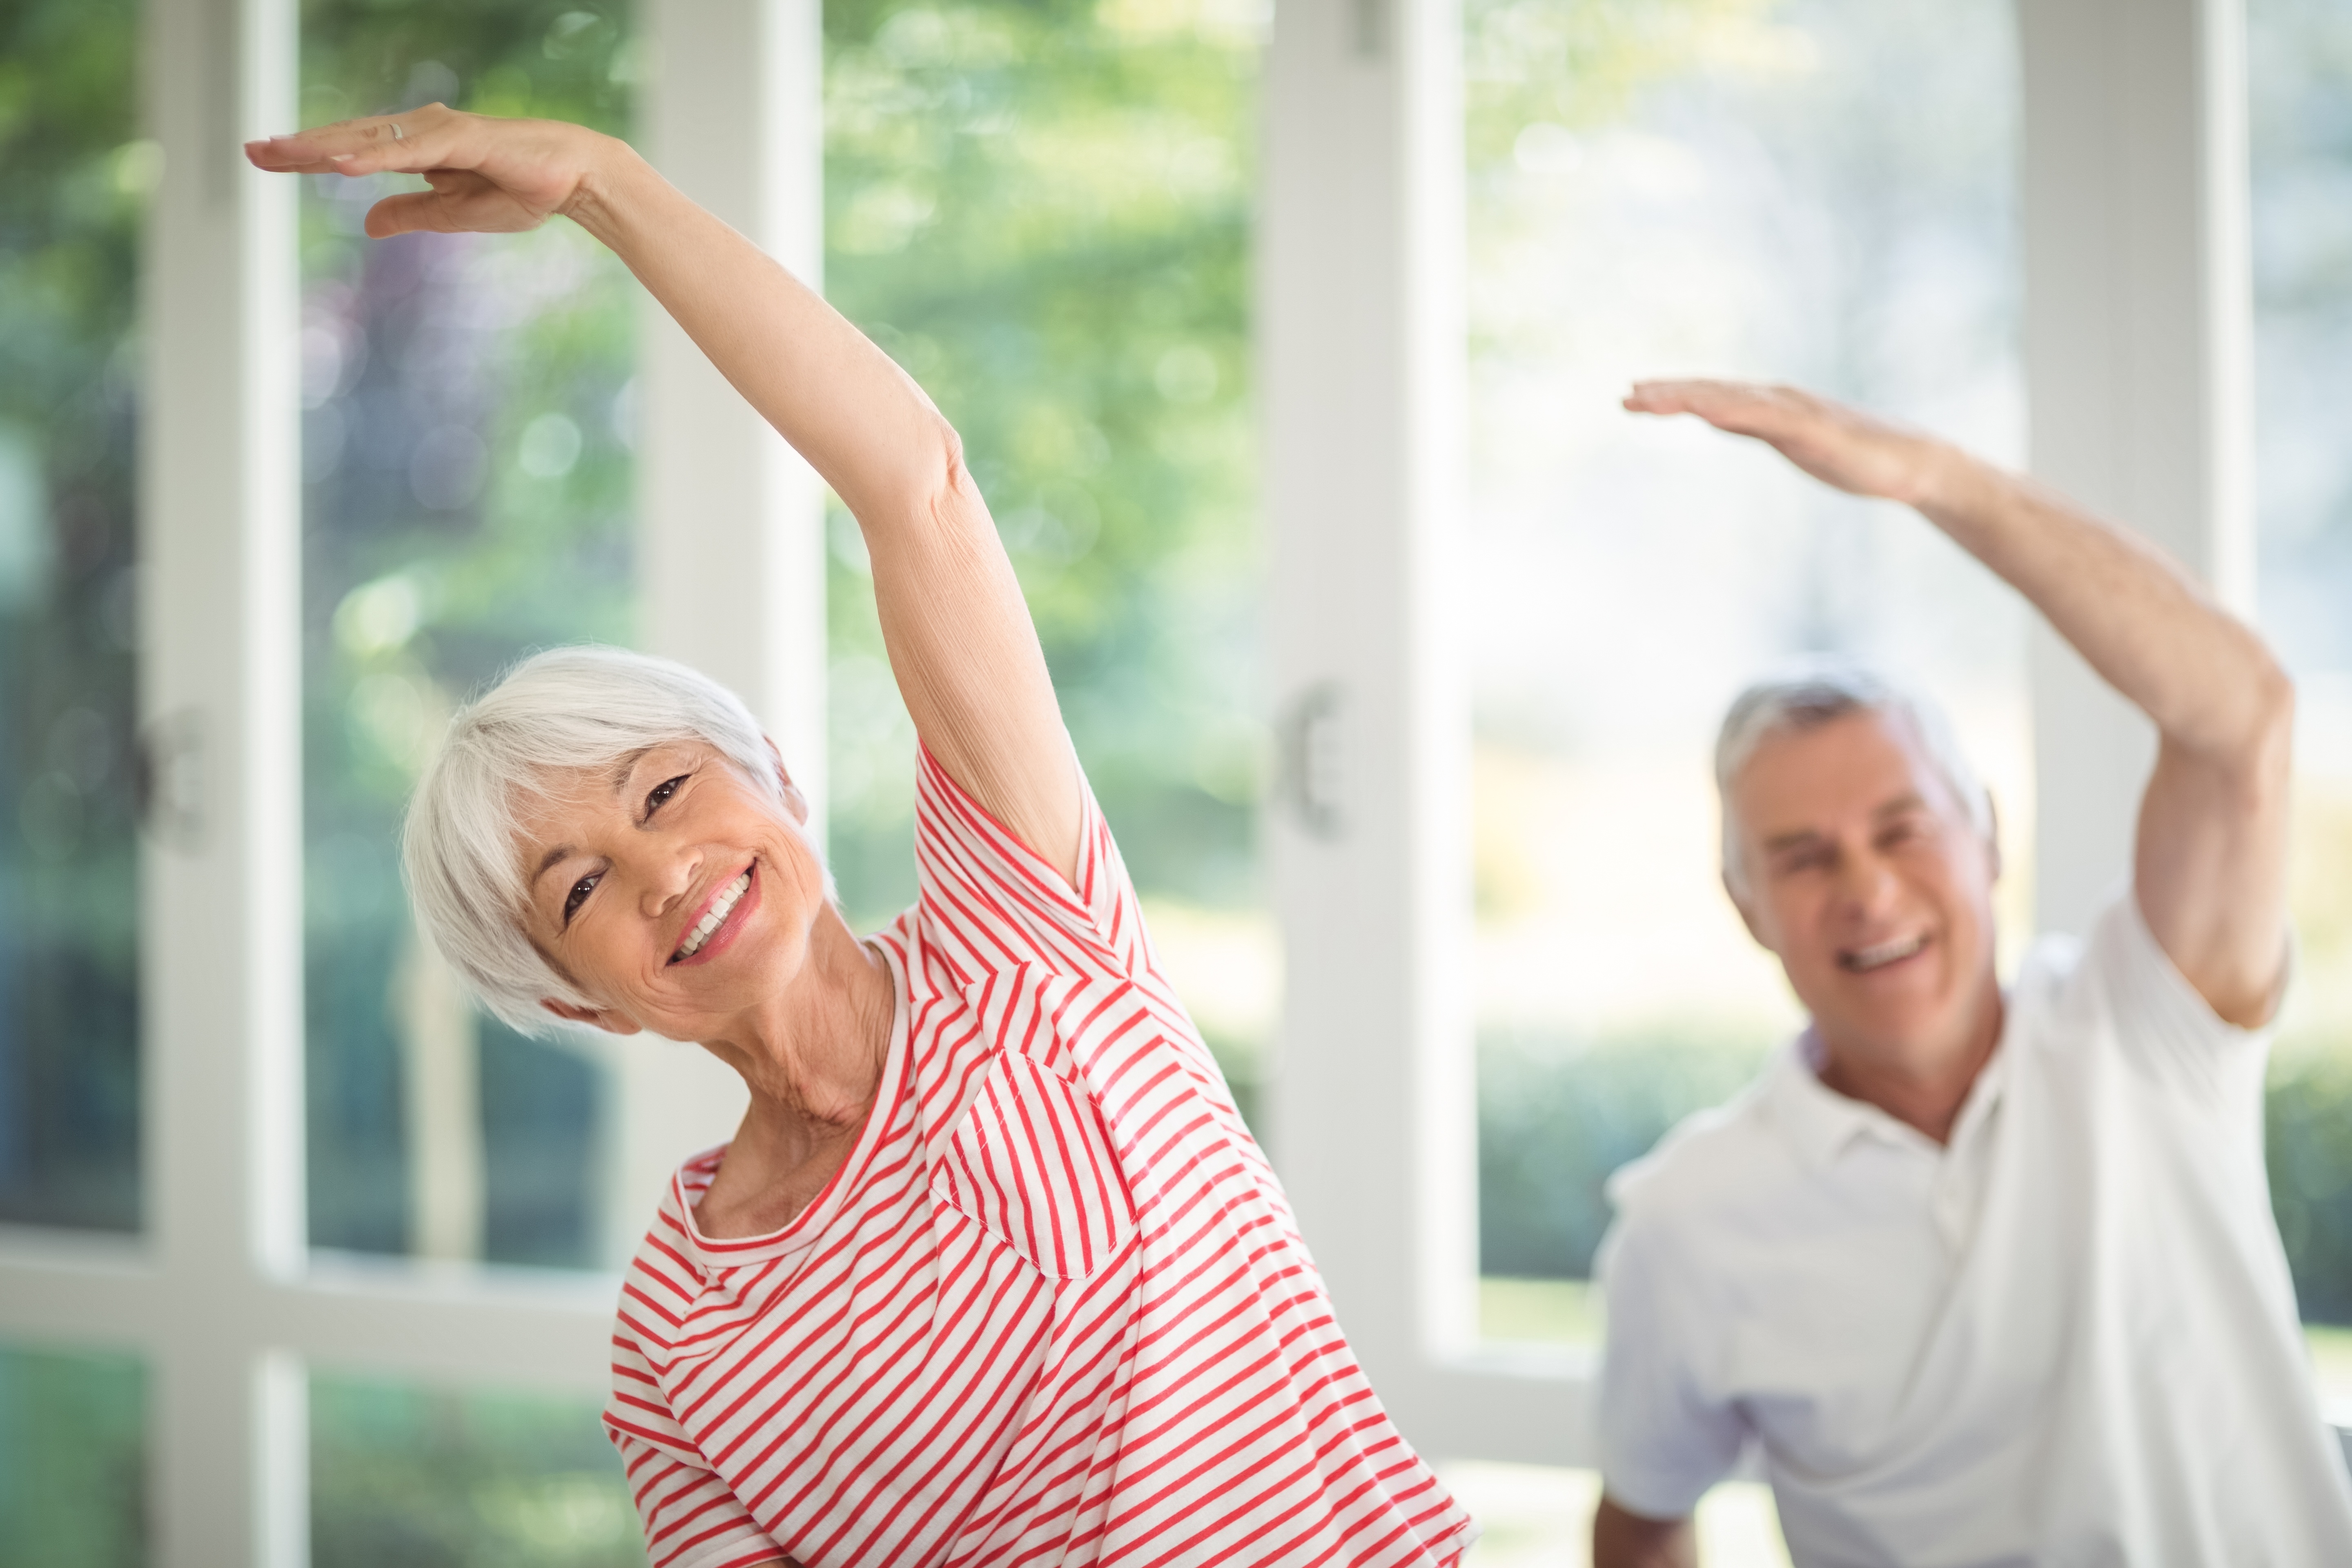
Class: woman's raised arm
247,107,1082,884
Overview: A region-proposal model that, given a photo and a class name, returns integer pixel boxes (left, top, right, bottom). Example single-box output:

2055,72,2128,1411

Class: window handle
1277,682,1345,841
136,708,206,852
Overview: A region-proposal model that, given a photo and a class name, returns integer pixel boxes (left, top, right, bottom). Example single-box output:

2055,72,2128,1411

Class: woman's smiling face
517,738,829,1040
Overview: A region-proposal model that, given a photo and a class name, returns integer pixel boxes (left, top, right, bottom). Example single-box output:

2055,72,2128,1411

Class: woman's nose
632,847,702,916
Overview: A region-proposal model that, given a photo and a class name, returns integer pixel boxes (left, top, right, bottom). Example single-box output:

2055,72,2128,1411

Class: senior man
1590,381,2352,1566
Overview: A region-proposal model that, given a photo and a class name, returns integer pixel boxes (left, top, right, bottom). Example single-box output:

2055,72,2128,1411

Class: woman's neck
690,907,896,1239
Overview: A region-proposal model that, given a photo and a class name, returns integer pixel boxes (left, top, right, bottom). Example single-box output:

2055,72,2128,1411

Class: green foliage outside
310,1373,642,1568
1480,1027,1772,1280
0,0,142,1232
297,0,637,1261
820,0,1264,927
0,1344,145,1567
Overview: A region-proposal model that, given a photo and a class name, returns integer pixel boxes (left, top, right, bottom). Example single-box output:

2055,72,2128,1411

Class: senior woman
246,110,1471,1568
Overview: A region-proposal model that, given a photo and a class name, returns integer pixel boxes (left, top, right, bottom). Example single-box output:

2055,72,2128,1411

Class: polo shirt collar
1766,1024,2012,1171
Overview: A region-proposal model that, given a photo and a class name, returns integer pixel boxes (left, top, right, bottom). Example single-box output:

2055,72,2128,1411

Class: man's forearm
1594,1495,1699,1568
1911,449,2291,764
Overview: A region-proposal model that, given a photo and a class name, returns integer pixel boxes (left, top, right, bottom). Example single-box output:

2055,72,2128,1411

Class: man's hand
1624,379,1959,510
1631,376,2295,1028
1594,1494,1699,1568
244,105,612,238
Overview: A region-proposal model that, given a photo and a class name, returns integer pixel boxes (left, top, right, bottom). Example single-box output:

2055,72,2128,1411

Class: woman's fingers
243,107,592,237
361,173,542,238
244,103,466,179
361,189,459,238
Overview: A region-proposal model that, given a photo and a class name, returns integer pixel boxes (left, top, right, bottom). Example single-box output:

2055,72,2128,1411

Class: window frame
0,0,826,1561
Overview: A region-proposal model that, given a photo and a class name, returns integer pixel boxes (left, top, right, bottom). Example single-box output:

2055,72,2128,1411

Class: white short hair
401,644,786,1036
1715,658,1993,895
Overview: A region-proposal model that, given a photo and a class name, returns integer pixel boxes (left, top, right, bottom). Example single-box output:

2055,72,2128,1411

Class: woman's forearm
247,105,1081,880
565,131,1083,880
567,138,960,527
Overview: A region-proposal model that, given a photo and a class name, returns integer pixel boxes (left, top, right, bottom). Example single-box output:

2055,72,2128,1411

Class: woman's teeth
674,870,751,961
1844,933,1927,973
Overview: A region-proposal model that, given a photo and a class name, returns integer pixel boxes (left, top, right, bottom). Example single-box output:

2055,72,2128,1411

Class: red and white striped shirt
604,748,1473,1568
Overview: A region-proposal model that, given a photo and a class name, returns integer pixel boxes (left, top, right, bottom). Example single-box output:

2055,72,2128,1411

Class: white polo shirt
1595,892,2352,1566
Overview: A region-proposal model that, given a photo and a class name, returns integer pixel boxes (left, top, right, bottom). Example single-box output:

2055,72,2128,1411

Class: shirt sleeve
909,742,1241,1106
1593,1217,1748,1521
604,1337,788,1568
910,742,1157,982
2075,887,2277,1106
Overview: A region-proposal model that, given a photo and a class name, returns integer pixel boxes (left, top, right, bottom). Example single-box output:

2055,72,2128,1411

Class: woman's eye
646,773,689,815
563,873,599,925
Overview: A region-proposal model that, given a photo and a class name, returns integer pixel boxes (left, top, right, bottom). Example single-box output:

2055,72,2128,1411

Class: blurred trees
298,0,637,1263
0,0,143,1234
820,0,1263,923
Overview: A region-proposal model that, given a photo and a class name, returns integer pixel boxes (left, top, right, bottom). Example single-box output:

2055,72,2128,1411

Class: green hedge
1481,1027,2352,1327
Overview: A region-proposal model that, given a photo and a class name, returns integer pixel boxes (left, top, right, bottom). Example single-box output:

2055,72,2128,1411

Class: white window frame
0,0,825,1562
0,0,2281,1557
1262,0,2258,1468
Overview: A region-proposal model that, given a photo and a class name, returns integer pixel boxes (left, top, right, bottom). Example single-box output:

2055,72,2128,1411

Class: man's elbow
1593,1493,1699,1568
2176,639,2295,793
2249,657,2296,771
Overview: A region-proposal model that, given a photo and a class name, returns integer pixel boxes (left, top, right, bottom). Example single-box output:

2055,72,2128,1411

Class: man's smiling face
1726,709,2000,1066
516,738,829,1041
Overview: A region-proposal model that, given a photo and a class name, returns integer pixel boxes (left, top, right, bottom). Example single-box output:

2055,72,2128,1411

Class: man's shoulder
1606,1060,1805,1240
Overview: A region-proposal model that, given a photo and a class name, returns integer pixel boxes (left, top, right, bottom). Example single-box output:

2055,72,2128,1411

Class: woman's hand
1623,378,1963,510
247,105,1084,886
243,105,614,239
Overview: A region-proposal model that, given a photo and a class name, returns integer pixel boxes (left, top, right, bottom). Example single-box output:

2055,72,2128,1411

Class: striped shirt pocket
931,1048,1136,1281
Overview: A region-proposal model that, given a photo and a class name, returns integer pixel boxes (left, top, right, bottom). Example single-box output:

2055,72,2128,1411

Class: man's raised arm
1626,379,2294,1027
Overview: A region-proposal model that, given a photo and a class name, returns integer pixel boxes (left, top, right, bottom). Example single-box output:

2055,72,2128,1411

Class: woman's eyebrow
609,746,655,796
531,844,575,889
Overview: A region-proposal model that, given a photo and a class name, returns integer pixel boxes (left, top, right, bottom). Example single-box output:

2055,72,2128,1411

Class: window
822,0,1273,1125
1464,0,2027,1339
1448,1,2020,1554
2250,0,2352,1418
310,1371,636,1566
0,0,148,1555
297,0,638,1270
0,0,144,1237
0,1343,145,1566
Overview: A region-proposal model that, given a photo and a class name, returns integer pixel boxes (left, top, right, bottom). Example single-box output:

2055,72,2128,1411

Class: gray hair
1715,659,1993,895
401,644,788,1036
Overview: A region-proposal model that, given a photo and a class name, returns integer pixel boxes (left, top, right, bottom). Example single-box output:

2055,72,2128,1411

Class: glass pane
2250,0,2352,1401
1440,1462,1790,1567
0,1342,146,1566
822,0,1270,1124
0,0,143,1231
299,2,636,1266
311,1370,641,1567
1464,0,2027,1313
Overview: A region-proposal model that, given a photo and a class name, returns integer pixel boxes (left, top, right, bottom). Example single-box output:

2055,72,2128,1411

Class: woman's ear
541,997,642,1036
764,735,810,825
